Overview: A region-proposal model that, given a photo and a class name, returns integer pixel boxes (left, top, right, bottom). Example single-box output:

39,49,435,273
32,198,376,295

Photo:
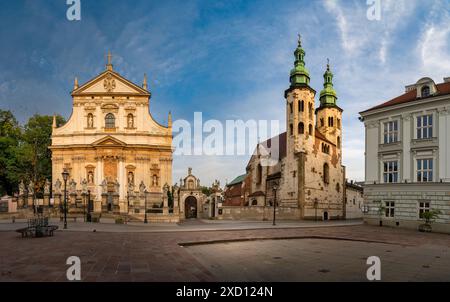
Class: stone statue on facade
69,179,77,194
88,171,94,184
101,179,108,194
88,114,94,128
128,172,134,186
127,180,134,195
114,179,120,194
44,179,51,195
54,179,62,194
127,115,134,128
163,183,170,195
28,180,34,195
139,181,146,195
19,180,26,196
81,178,88,194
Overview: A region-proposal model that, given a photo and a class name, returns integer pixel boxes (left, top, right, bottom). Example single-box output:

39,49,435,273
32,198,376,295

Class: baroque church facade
235,37,346,220
50,53,173,215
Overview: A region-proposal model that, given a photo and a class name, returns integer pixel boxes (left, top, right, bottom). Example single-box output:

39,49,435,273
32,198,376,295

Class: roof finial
168,111,172,128
52,114,57,129
73,77,79,90
143,73,148,90
106,50,113,71
297,34,302,47
327,58,330,71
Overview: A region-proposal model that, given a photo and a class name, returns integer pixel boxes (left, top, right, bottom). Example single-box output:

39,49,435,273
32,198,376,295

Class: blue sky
1,0,450,186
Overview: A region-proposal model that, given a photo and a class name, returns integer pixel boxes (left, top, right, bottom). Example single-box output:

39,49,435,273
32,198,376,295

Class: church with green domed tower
241,35,346,221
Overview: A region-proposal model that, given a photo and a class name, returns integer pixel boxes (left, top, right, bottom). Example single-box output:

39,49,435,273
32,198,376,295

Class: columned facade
50,55,173,215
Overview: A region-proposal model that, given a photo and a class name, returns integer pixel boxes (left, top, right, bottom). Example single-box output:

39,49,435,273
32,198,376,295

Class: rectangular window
418,201,430,219
417,114,433,139
385,201,395,218
417,159,433,182
383,161,399,183
383,121,398,144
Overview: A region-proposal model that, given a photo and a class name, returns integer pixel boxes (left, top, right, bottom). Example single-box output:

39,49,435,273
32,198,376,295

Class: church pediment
72,70,150,96
92,136,127,147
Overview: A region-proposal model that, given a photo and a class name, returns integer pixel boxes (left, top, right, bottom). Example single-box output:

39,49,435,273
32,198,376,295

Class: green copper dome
319,60,337,106
290,35,310,86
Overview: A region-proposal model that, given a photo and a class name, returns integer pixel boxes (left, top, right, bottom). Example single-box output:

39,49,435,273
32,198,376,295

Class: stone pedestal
18,195,25,208
94,200,102,213
113,194,120,214
43,194,50,207
27,196,33,208
163,194,169,215
69,194,77,213
101,194,108,213
173,198,180,216
54,193,61,209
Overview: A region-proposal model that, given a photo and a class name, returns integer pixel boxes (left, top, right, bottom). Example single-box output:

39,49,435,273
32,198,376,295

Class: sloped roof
360,81,450,114
227,174,247,187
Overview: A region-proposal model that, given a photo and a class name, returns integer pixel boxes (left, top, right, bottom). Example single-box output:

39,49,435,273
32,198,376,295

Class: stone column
96,157,103,202
119,159,125,201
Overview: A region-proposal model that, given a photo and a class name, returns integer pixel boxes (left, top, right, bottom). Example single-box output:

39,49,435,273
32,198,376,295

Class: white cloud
418,3,450,79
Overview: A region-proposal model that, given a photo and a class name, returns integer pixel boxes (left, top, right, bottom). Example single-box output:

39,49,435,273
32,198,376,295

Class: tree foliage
0,110,65,196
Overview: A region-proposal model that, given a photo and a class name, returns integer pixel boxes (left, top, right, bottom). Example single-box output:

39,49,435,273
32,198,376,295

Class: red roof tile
361,82,450,113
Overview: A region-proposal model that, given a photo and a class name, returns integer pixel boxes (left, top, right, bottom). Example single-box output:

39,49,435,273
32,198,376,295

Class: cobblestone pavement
0,224,449,282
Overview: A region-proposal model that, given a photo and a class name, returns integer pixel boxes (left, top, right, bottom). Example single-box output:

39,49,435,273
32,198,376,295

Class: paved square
0,222,449,282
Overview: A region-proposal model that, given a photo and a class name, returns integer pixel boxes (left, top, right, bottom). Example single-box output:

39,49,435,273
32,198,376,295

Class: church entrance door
185,196,197,219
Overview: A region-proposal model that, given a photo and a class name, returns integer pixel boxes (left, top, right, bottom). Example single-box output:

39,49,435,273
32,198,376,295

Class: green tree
0,110,22,195
22,114,65,197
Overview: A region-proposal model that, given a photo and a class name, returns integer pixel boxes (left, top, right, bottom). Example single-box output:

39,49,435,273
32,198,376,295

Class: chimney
405,84,416,93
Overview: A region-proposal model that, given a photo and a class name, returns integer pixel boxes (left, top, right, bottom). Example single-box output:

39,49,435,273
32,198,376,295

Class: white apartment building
359,77,450,233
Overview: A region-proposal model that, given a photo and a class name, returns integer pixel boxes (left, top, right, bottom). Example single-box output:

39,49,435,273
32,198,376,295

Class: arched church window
299,100,304,112
257,163,262,184
421,86,430,97
105,113,115,129
309,124,313,135
289,124,293,136
127,114,134,128
323,163,330,184
337,118,341,129
337,136,341,149
308,103,313,119
289,103,293,115
87,113,94,128
320,118,324,127
328,117,334,127
298,122,304,134
336,183,340,192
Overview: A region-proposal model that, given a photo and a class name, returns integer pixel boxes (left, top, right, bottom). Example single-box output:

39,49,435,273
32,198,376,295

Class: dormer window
421,86,430,98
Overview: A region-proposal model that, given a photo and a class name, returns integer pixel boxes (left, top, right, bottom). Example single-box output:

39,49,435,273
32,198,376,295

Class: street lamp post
272,185,278,226
314,199,318,222
144,189,148,224
62,169,69,229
